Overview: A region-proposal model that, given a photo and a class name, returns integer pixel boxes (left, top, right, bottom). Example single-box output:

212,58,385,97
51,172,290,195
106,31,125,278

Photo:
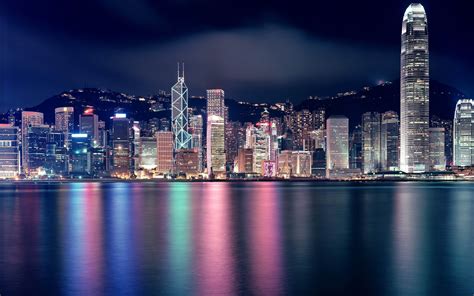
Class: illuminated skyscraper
189,115,203,172
26,124,50,175
55,107,74,134
156,131,174,174
453,99,474,166
381,111,400,171
55,107,74,149
362,112,381,174
111,113,130,178
21,111,44,173
326,116,349,176
171,64,192,150
400,3,430,173
429,127,446,171
79,109,99,145
206,115,226,177
0,124,20,178
206,89,226,119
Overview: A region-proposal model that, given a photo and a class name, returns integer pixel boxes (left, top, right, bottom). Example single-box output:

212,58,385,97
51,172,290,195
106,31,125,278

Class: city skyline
0,3,473,181
0,1,473,112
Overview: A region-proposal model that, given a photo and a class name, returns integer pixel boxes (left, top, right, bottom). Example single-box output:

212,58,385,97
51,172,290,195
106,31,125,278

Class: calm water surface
0,182,473,295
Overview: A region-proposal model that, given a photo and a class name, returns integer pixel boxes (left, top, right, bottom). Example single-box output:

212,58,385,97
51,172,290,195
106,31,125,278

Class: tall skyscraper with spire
171,63,192,150
400,3,430,173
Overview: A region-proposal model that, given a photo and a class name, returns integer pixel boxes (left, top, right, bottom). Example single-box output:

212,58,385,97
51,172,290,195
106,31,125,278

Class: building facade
0,124,20,178
400,3,430,173
206,115,226,176
326,116,349,176
362,112,381,174
453,99,474,166
171,64,192,150
381,111,400,171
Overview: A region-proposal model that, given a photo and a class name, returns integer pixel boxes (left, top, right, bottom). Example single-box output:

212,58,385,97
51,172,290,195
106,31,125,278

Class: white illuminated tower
400,3,430,173
171,63,192,150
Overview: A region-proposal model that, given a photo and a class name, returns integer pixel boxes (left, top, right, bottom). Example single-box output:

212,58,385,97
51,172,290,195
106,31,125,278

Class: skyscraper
429,127,446,171
70,133,91,177
453,99,474,166
400,3,430,173
326,116,349,176
21,111,44,173
55,107,74,134
349,125,363,170
156,131,174,174
381,111,400,171
362,112,381,174
26,124,50,176
171,64,192,150
206,89,226,119
111,113,130,178
55,107,74,150
206,115,226,177
0,124,20,178
79,109,99,145
189,114,203,172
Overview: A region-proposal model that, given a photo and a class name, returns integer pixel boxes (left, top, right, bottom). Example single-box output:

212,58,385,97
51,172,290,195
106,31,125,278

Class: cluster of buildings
0,3,473,181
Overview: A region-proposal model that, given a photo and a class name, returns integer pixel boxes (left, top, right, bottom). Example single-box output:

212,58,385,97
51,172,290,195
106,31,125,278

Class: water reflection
247,182,283,295
167,183,192,295
195,182,236,295
0,182,473,295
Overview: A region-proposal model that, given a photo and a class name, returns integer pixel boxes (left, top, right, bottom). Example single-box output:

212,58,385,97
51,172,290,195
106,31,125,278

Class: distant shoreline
0,178,473,185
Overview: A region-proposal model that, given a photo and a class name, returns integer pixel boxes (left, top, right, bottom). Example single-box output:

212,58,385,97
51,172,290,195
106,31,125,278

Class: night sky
0,0,473,111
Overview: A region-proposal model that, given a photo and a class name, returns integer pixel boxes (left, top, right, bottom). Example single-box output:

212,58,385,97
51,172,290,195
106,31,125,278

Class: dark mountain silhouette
1,79,465,128
298,79,465,127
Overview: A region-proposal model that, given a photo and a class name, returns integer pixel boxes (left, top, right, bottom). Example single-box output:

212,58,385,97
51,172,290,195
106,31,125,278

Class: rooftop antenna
177,62,180,79
182,62,184,79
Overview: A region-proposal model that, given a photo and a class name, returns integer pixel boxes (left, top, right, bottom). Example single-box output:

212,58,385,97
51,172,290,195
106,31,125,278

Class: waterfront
0,182,473,295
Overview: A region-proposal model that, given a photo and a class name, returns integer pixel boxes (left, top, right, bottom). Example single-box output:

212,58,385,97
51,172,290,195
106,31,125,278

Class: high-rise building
293,109,313,150
55,107,74,149
400,3,430,173
111,113,130,178
175,149,200,177
381,111,400,171
0,124,20,178
70,133,91,177
189,115,203,172
138,137,157,171
26,124,50,176
55,107,74,134
431,116,454,167
206,89,226,119
156,131,174,174
453,99,474,166
290,151,312,177
312,148,326,177
362,112,381,174
349,125,363,170
21,111,44,173
171,64,192,150
206,115,226,177
45,131,68,176
313,107,326,130
277,150,292,178
236,148,254,173
225,121,244,168
79,109,99,145
326,116,349,177
429,127,446,171
253,122,270,174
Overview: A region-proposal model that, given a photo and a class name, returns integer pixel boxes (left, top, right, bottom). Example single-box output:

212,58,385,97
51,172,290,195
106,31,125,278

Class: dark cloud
0,0,473,112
